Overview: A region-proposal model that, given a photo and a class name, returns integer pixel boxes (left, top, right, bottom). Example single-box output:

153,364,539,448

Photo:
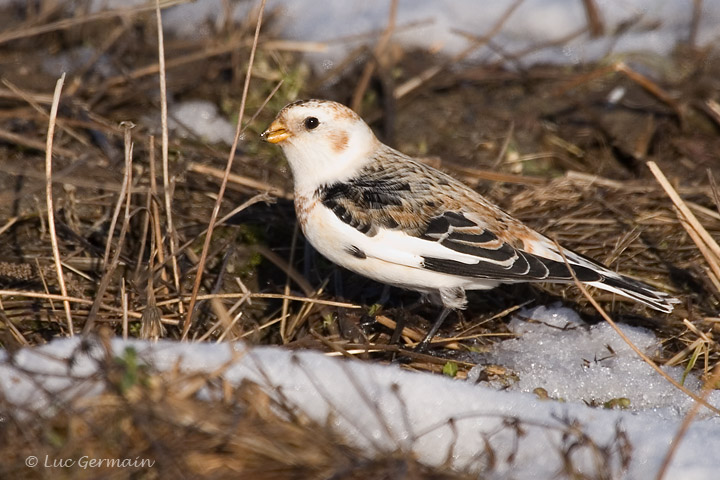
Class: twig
103,34,253,89
3,78,91,148
182,0,268,339
217,309,246,342
101,38,320,89
647,161,720,289
0,290,94,304
310,330,357,359
187,162,292,199
395,0,522,99
552,60,682,119
45,73,73,336
121,279,128,340
450,164,547,185
0,127,75,157
281,223,300,343
614,63,682,117
0,289,178,324
702,99,720,128
3,159,136,194
492,121,515,168
285,281,328,338
581,0,604,37
688,0,704,47
0,217,18,237
148,136,169,296
0,86,53,103
156,0,183,316
374,315,461,350
132,160,153,279
0,0,186,46
102,123,133,267
1,311,29,346
188,292,360,309
183,247,233,340
708,169,720,217
664,337,705,368
239,312,283,339
484,26,586,71
677,216,720,291
252,244,314,298
351,0,397,113
35,258,55,312
83,122,135,334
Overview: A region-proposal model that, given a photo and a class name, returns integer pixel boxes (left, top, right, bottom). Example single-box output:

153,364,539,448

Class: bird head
262,99,379,191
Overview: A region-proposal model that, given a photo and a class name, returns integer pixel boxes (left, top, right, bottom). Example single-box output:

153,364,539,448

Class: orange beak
261,119,291,144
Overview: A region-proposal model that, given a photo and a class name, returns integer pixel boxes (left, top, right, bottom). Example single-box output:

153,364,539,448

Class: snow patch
168,100,236,145
2,330,720,479
471,305,715,414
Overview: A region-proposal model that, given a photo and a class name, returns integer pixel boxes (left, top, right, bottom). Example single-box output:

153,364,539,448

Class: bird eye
304,117,319,130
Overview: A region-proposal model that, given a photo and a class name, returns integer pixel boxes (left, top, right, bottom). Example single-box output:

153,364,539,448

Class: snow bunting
262,99,679,345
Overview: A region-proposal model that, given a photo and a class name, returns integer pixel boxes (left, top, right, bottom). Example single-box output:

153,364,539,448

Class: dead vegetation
0,0,719,478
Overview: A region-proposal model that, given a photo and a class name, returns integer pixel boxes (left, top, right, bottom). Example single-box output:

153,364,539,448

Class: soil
1,5,719,358
1,4,719,479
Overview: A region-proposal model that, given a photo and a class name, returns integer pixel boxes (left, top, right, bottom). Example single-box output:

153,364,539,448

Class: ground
0,1,719,478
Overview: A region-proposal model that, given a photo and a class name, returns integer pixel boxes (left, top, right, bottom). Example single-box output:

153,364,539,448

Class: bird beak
261,119,291,144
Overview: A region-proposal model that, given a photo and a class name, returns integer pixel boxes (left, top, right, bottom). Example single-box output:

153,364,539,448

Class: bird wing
416,210,602,282
316,152,602,284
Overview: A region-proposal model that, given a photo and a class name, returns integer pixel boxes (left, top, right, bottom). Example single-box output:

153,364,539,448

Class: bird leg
413,287,465,351
414,307,452,352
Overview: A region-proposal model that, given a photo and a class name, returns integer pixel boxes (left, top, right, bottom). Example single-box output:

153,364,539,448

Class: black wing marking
423,211,476,234
422,252,602,282
345,245,367,259
420,211,602,282
324,200,374,234
316,163,433,235
320,181,403,234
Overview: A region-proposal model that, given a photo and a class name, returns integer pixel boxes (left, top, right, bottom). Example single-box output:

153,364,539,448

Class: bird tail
586,274,680,313
556,246,680,314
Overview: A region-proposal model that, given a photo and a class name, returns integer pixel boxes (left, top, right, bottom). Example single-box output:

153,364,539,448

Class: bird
261,99,679,348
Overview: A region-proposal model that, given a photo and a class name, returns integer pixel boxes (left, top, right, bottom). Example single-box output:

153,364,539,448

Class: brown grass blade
45,73,73,336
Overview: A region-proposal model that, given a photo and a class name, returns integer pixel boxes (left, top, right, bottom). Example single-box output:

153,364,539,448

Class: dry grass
0,0,718,477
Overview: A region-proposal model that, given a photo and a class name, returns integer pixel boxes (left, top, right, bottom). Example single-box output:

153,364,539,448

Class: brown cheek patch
329,130,349,153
